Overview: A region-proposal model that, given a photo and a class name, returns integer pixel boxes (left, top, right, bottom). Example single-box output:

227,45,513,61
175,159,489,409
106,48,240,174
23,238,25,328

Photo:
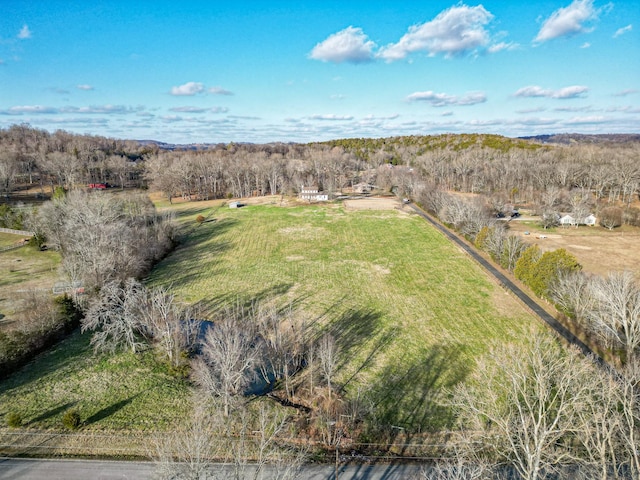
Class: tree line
1,125,639,227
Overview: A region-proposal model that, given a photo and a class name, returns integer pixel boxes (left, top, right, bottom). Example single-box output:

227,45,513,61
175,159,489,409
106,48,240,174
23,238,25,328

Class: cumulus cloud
17,25,32,39
406,90,487,107
309,114,354,121
309,26,376,63
77,84,94,91
614,24,633,38
170,82,206,96
534,0,598,43
514,85,589,99
378,5,494,61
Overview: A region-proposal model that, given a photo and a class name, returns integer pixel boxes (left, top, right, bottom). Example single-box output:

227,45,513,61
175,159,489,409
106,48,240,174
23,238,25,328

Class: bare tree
192,307,262,417
255,303,306,399
600,207,624,230
452,335,594,480
82,278,148,354
575,363,624,480
617,358,640,479
152,398,225,480
586,271,640,359
317,333,338,401
154,399,305,480
550,270,593,320
138,285,202,369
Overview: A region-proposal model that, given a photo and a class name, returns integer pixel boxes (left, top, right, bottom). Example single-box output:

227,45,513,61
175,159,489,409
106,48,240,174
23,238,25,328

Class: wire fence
0,227,34,236
0,429,455,461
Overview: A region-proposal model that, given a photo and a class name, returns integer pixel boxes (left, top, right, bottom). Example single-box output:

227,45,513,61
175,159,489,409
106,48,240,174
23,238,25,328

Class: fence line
0,227,34,236
0,243,26,253
0,429,453,459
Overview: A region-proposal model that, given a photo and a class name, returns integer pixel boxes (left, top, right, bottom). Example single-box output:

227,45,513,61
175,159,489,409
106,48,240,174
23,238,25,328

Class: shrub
62,409,82,430
6,412,23,428
196,214,205,224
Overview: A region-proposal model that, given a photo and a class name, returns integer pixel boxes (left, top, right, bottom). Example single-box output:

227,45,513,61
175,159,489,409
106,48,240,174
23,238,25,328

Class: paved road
0,457,423,479
407,203,606,367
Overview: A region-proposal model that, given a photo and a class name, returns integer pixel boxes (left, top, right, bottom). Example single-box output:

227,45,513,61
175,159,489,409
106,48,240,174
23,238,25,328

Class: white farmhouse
299,185,328,202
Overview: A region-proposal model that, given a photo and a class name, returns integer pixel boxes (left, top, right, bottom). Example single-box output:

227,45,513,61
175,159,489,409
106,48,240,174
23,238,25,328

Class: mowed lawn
148,200,543,431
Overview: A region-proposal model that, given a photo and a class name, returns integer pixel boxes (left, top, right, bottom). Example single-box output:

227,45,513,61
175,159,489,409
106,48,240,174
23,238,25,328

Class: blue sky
1,0,638,143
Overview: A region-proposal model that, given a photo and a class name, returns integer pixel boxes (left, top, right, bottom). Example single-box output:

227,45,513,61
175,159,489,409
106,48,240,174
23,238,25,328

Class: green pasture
0,199,542,433
0,331,192,431
148,200,542,431
0,233,25,248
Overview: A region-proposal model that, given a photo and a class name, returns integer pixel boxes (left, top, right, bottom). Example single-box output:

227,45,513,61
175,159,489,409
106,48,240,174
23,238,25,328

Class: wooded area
2,124,640,479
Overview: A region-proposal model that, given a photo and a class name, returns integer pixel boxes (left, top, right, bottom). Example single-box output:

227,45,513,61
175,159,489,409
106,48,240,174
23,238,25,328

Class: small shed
229,201,243,209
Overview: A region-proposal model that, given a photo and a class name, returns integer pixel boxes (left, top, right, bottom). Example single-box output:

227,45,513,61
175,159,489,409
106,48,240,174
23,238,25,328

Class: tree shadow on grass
198,283,297,317
145,217,238,290
361,343,471,452
27,401,76,426
84,394,138,426
317,306,394,392
0,329,92,397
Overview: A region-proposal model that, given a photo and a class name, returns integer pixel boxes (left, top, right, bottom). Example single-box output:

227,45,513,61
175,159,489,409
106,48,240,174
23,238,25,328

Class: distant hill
519,133,640,145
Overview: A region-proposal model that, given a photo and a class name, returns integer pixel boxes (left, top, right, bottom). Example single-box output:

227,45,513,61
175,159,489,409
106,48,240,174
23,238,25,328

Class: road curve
407,203,606,368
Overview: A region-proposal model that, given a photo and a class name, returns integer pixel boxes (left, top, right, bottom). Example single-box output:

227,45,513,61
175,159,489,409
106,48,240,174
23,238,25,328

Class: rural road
407,203,606,367
0,457,424,479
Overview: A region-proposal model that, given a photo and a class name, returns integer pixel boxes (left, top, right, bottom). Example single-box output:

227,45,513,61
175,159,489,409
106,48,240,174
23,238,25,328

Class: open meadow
147,196,545,431
0,195,547,436
0,236,61,321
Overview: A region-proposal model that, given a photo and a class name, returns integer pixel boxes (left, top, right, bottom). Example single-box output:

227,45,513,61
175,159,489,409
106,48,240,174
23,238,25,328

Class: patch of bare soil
508,221,640,276
343,197,403,211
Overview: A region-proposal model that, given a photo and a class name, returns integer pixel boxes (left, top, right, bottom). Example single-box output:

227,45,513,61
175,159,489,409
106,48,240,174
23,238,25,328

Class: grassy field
147,198,543,431
0,330,192,431
0,240,61,319
0,196,544,434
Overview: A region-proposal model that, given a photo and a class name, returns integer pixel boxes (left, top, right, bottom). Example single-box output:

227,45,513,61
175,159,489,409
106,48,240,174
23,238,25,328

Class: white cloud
516,107,547,114
406,90,487,107
514,85,589,99
3,105,58,115
566,115,608,124
209,86,233,95
378,5,494,61
534,0,598,43
580,42,591,48
614,24,633,38
309,26,376,63
488,42,518,53
309,114,354,121
169,106,229,114
613,89,638,97
60,105,140,114
17,25,31,39
77,84,94,91
170,82,206,96
169,107,209,113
